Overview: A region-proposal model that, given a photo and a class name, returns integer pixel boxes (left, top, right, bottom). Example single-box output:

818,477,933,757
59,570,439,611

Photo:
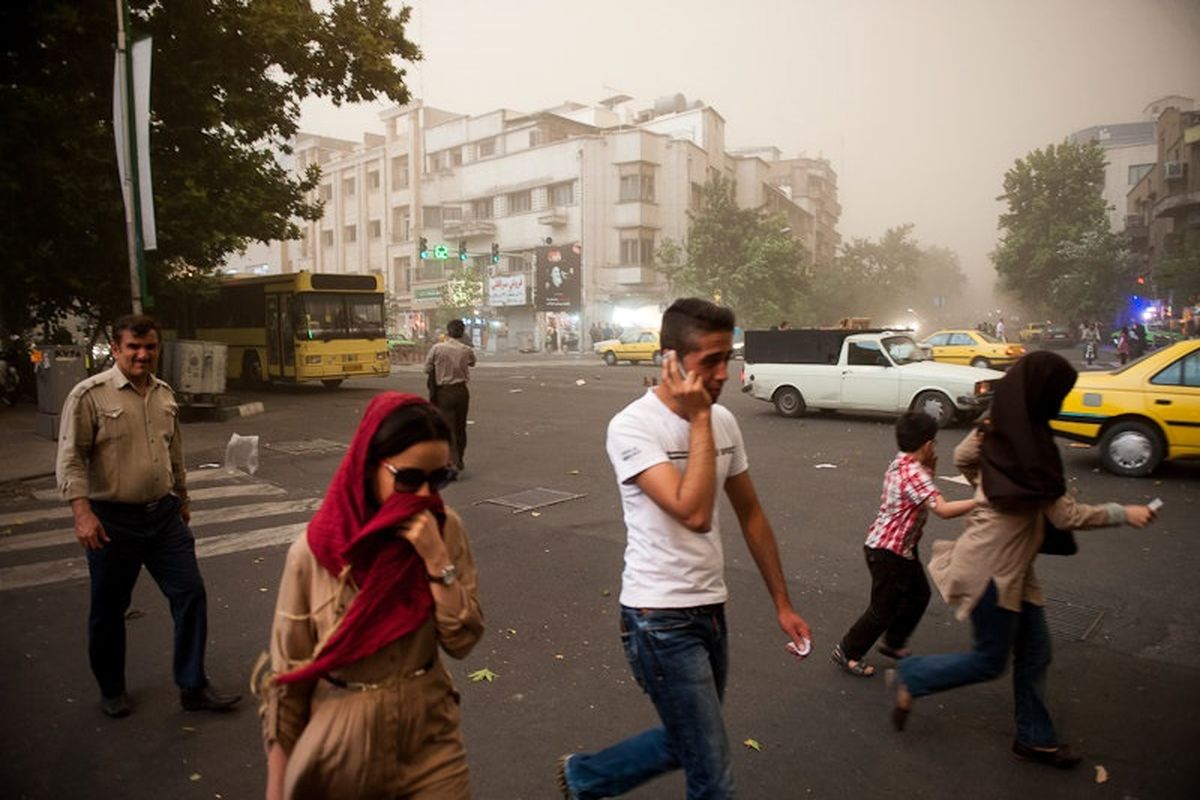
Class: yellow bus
185,272,390,388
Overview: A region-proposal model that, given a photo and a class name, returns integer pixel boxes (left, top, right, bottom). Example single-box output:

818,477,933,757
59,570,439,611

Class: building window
690,182,704,210
620,229,656,265
443,206,463,223
450,148,464,167
393,256,411,293
391,155,409,190
529,129,545,147
344,224,357,244
369,220,381,240
503,255,527,275
471,197,494,220
392,206,409,242
343,177,356,197
423,206,442,229
1128,163,1153,185
507,190,532,214
368,171,381,191
478,137,496,158
319,184,332,202
619,164,656,202
548,181,574,207
426,151,444,173
321,230,334,249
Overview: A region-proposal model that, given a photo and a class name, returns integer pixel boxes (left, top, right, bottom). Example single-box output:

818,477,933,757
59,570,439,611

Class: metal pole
115,0,146,313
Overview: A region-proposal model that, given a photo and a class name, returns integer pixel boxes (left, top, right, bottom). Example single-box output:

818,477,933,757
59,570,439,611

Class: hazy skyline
298,0,1200,305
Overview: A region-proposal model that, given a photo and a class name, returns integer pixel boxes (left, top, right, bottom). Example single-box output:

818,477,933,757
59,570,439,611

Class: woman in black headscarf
890,351,1156,768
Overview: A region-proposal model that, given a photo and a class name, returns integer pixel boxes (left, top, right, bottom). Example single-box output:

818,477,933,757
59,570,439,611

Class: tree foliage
1155,230,1200,306
0,0,421,339
657,176,809,328
992,140,1130,319
807,225,967,324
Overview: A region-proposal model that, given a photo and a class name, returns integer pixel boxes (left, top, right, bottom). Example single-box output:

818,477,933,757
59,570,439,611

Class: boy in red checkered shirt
832,412,977,677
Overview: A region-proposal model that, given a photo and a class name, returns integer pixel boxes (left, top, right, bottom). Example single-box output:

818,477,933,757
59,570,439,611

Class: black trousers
434,382,470,469
86,495,208,698
840,545,931,661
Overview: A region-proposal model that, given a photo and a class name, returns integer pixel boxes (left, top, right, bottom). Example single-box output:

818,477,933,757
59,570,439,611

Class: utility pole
115,0,147,313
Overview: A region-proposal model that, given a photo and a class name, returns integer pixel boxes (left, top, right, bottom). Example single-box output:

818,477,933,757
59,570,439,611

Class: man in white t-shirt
557,298,811,800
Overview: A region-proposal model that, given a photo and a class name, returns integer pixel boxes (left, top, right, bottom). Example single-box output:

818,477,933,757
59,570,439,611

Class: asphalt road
1,357,1197,799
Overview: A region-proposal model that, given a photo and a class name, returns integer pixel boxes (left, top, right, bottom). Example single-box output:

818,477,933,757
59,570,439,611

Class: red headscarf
276,392,445,684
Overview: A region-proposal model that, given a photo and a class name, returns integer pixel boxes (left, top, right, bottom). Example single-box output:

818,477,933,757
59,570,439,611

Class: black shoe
101,693,131,718
1011,740,1082,769
181,683,242,712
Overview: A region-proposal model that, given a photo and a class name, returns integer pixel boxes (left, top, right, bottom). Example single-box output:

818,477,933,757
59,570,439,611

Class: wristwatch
428,564,458,586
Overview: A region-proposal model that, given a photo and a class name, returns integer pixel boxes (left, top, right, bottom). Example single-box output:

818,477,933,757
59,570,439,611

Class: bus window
348,297,385,339
298,293,348,339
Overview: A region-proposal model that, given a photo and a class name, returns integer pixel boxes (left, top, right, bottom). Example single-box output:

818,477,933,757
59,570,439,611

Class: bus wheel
242,352,264,388
321,379,344,389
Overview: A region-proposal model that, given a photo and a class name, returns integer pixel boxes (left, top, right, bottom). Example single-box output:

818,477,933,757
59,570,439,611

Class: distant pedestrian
546,324,559,353
889,352,1157,768
425,319,475,471
1134,321,1148,355
832,413,976,678
1116,328,1130,365
258,394,483,799
56,314,241,719
995,318,1007,342
557,298,811,799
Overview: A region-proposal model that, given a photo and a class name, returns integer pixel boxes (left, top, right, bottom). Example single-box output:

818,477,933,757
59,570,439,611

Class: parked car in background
1039,323,1075,348
596,328,661,365
1018,321,1051,343
921,329,1026,369
1051,340,1200,476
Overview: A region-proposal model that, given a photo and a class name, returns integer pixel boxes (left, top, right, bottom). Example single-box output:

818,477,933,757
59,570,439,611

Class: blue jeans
564,605,734,799
86,495,209,698
899,582,1057,747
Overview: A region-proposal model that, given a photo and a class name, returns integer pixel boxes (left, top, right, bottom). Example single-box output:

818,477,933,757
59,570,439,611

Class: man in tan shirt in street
424,318,475,471
57,314,240,718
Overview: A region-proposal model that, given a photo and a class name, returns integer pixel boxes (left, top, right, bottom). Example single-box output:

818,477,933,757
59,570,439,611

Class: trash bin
33,345,87,440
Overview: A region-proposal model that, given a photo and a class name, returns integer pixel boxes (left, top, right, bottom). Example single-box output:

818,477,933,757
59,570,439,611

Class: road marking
0,498,321,554
0,522,307,592
28,468,255,501
0,483,287,528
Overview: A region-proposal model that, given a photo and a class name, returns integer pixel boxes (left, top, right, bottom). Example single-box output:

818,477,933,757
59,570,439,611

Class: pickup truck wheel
652,350,663,366
603,351,617,366
970,357,990,369
772,387,806,418
1099,420,1162,477
913,390,954,428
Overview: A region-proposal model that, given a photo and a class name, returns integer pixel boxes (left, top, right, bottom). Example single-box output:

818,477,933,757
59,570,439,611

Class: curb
212,401,265,422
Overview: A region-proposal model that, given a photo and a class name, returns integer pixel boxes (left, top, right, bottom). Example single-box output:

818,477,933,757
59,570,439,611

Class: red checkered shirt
863,452,938,559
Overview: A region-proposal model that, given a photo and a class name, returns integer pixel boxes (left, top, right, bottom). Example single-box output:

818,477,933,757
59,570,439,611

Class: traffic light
459,241,468,262
419,237,430,260
1136,275,1146,285
491,242,500,264
433,243,449,260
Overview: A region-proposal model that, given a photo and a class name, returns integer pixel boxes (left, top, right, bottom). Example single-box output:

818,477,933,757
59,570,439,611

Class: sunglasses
383,462,457,493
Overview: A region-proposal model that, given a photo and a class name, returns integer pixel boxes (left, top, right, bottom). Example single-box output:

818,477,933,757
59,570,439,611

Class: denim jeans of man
898,581,1057,747
564,605,734,799
86,495,208,699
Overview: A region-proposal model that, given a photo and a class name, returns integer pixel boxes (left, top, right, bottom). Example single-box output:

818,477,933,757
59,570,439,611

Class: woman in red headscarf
256,393,483,800
888,352,1156,769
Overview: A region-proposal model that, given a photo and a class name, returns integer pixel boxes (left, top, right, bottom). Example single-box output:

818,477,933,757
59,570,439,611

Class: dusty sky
299,0,1200,303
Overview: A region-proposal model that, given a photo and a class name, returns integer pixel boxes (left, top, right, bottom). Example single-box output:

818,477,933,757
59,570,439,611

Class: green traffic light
433,244,449,259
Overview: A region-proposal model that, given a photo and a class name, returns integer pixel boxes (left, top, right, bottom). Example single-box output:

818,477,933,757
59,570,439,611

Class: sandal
877,644,911,660
831,643,876,677
886,668,911,731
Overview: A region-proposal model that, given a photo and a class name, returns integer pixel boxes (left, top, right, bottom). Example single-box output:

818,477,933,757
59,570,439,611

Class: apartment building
278,95,831,352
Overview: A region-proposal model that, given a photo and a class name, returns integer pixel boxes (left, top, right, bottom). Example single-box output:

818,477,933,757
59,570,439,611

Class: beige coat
257,509,484,800
928,430,1126,620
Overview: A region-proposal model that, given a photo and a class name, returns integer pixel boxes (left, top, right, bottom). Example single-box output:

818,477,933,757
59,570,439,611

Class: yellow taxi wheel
970,357,990,369
603,351,617,366
652,350,663,366
1098,420,1163,477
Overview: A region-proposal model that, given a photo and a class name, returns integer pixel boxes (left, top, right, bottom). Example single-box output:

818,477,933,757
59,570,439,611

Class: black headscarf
979,351,1077,510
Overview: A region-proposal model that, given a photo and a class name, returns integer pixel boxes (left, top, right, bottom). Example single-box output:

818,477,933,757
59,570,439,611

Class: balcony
606,265,658,286
1124,215,1149,244
443,218,497,238
537,207,569,227
1152,189,1200,221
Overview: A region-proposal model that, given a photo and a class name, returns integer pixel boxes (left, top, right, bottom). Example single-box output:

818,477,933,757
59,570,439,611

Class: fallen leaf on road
742,738,762,751
189,773,202,782
469,668,498,683
601,589,611,597
1094,765,1108,783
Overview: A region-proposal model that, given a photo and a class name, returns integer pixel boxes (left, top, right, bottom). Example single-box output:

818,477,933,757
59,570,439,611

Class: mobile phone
664,349,688,378
1148,498,1163,512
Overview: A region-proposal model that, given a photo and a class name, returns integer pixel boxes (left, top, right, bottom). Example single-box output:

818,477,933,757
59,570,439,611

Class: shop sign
488,273,527,307
412,287,441,309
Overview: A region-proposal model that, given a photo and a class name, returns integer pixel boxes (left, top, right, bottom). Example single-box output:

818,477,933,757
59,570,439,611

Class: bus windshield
295,293,385,340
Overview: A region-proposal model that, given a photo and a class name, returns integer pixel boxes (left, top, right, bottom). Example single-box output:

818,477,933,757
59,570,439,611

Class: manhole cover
476,487,586,515
1043,597,1106,641
267,439,347,456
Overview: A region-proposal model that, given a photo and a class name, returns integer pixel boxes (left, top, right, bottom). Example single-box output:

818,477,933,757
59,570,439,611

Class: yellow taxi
1051,340,1200,476
921,329,1027,369
596,329,661,366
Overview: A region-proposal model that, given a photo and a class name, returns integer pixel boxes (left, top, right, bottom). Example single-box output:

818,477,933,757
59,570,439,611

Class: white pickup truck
739,329,1004,426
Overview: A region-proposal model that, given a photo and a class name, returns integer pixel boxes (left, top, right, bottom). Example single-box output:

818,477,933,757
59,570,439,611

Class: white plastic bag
224,433,260,475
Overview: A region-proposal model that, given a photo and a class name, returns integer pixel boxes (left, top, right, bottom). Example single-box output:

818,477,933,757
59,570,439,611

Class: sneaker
1011,740,1082,769
101,693,131,718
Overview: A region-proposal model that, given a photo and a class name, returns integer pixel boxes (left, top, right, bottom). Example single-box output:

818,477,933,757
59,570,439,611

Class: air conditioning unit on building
1164,161,1185,181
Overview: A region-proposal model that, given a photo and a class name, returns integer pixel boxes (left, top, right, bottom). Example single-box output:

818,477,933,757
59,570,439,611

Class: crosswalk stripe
28,468,256,502
0,498,321,555
0,522,308,592
0,483,287,528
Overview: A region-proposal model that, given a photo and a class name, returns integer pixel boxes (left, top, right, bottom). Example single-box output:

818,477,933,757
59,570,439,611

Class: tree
657,176,808,328
0,0,421,341
992,140,1129,318
1155,230,1200,307
439,262,486,319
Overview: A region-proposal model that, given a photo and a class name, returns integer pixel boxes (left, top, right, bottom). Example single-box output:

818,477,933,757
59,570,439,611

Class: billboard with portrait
535,243,581,311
